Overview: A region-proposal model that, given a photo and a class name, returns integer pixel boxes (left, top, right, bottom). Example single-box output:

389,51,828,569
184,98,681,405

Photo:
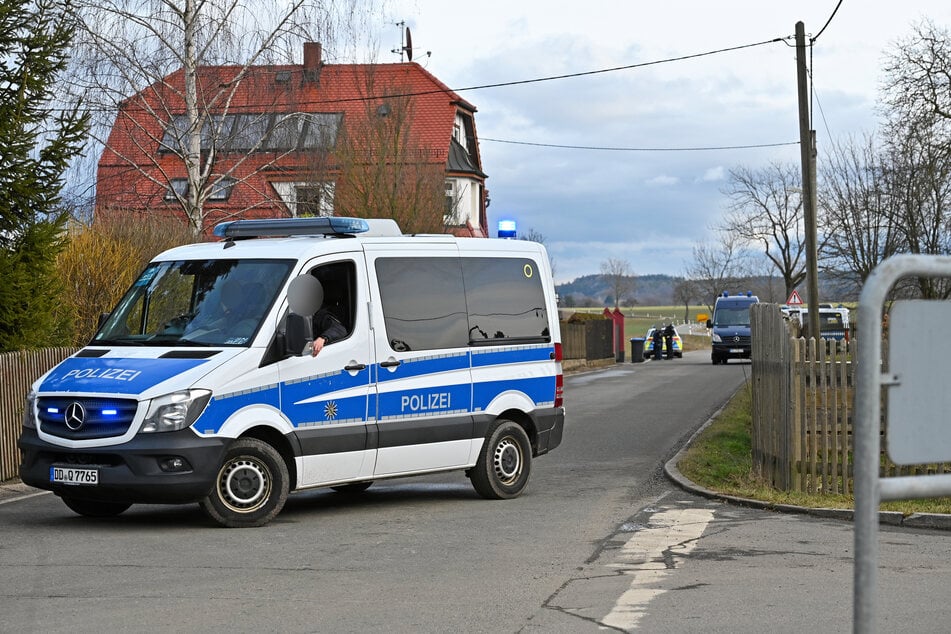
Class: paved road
2,353,949,632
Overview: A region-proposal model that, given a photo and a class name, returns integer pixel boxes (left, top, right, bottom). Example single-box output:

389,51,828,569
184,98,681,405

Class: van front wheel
200,438,289,528
469,420,532,500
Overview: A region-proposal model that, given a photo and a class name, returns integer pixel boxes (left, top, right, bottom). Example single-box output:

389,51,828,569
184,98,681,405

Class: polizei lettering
63,367,143,382
401,392,451,413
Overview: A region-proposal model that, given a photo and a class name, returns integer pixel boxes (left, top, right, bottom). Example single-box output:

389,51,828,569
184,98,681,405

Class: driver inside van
309,278,346,356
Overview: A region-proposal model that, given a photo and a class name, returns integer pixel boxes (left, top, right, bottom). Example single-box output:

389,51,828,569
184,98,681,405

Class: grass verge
677,383,951,515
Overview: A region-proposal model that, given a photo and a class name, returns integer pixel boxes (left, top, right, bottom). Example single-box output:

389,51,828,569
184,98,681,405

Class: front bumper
18,427,228,504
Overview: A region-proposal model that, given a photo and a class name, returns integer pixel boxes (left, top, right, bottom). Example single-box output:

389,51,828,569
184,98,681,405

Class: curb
663,415,951,532
0,480,48,506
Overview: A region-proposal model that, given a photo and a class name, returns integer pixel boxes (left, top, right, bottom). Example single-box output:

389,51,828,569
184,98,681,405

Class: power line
308,36,792,105
480,138,799,152
812,0,844,43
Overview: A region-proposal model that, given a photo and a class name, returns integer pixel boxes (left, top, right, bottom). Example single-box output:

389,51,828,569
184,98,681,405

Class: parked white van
19,217,565,527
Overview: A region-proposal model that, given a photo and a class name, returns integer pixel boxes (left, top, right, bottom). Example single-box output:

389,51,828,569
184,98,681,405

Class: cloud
388,0,951,281
646,175,679,186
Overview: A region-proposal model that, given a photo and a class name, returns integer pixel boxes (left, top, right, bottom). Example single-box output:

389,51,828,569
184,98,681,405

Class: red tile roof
96,53,484,232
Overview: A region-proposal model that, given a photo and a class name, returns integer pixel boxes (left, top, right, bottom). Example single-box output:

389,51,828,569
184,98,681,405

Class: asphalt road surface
2,352,949,632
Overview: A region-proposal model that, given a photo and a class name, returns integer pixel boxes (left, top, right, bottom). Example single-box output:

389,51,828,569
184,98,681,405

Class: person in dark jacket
663,323,675,360
311,306,347,356
652,326,664,360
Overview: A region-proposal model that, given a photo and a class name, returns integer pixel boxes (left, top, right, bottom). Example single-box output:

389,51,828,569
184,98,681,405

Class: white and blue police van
19,217,565,527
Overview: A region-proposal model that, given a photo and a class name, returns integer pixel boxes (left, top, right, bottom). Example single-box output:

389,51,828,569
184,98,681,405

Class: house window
161,112,342,154
444,181,456,224
208,178,236,201
164,178,235,202
165,179,188,201
295,185,333,217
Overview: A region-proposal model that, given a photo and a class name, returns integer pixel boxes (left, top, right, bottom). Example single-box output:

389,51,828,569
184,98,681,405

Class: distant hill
556,273,859,308
556,274,681,307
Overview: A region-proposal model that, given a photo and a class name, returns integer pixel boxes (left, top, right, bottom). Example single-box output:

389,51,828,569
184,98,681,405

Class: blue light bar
213,217,370,239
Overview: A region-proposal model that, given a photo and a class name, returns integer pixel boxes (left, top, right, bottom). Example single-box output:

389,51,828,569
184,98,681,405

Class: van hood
36,347,244,399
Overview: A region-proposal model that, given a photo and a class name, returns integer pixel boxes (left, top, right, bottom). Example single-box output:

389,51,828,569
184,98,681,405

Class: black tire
469,419,532,500
61,496,132,518
331,481,373,494
199,438,289,528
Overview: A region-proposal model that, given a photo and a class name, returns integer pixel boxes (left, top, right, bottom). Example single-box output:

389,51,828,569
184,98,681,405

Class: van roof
152,230,547,262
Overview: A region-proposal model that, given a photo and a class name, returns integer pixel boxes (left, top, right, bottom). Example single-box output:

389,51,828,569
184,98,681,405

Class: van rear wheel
200,438,289,528
469,419,532,500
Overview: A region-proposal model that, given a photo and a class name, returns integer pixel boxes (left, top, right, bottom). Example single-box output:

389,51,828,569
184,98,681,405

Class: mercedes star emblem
65,402,86,431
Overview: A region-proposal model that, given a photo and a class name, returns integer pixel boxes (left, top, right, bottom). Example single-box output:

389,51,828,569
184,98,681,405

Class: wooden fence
560,319,614,361
0,347,80,481
750,303,951,495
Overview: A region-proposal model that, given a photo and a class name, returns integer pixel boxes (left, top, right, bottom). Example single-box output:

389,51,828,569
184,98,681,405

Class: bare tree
880,21,951,298
599,257,635,308
684,231,752,311
721,162,805,298
818,134,899,290
881,19,951,124
672,279,696,323
331,78,447,234
67,0,380,236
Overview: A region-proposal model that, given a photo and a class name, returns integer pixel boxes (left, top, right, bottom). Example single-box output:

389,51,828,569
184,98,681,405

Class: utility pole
796,21,820,341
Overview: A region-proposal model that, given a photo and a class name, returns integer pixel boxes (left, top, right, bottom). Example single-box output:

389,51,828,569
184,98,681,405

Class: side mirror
706,319,712,329
285,313,313,357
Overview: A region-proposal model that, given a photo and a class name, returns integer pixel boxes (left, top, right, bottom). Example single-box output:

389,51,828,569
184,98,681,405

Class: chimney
303,42,322,81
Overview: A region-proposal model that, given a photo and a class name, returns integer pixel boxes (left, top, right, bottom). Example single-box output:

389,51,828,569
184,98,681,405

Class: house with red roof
95,42,489,237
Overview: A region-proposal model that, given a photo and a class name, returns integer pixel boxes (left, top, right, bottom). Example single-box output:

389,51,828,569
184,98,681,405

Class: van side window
309,260,357,337
375,256,551,351
462,258,550,342
375,257,468,351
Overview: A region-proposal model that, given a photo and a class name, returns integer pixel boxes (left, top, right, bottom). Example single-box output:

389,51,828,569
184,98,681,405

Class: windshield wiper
90,338,145,346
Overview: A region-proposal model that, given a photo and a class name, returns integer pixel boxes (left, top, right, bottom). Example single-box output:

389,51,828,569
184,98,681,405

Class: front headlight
140,389,212,434
711,333,722,343
22,390,37,429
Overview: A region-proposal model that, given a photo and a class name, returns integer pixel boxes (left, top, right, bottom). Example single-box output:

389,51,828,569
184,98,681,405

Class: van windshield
713,306,752,327
93,259,294,347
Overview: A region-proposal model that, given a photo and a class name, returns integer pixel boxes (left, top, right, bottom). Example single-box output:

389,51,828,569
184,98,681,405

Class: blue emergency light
498,219,517,239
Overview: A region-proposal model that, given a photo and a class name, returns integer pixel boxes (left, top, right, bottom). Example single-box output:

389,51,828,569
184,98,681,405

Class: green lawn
678,384,951,515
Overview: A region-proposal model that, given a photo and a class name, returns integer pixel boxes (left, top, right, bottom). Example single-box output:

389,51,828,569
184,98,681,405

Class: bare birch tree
67,0,380,235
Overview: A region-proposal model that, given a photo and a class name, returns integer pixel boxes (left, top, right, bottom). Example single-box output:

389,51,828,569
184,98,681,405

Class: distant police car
644,326,683,358
19,218,565,527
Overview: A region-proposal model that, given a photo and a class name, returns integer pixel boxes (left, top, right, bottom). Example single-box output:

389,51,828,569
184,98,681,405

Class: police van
707,291,759,364
19,217,565,527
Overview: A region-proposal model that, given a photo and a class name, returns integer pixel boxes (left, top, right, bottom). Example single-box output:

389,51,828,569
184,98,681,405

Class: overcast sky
368,1,951,283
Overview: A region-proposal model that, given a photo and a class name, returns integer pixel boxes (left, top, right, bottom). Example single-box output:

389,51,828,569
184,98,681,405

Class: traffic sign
786,289,803,306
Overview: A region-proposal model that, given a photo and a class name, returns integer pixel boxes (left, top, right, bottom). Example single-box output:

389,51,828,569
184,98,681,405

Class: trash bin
630,337,645,363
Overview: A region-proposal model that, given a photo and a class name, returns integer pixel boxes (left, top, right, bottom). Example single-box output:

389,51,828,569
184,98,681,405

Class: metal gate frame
854,254,951,633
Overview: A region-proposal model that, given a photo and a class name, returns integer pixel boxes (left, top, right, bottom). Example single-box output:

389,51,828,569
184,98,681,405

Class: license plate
729,348,745,354
50,466,99,486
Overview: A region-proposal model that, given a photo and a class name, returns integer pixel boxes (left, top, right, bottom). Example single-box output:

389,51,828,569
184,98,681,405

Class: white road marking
602,507,715,630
